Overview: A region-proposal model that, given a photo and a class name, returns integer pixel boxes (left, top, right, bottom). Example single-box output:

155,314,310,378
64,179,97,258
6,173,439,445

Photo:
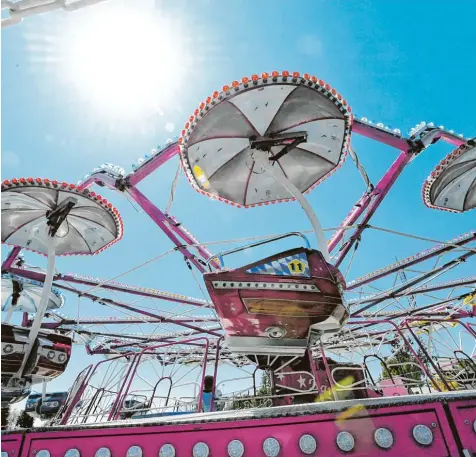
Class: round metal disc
180,73,352,207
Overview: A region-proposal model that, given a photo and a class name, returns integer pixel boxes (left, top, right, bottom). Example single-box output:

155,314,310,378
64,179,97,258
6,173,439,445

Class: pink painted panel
1,432,24,456
204,248,345,341
447,398,476,455
20,401,460,457
377,377,409,397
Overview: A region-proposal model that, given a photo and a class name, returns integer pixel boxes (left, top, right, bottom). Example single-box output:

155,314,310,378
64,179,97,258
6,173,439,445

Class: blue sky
2,0,475,402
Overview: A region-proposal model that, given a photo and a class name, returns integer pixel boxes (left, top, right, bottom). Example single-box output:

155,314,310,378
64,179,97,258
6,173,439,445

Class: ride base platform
2,391,475,457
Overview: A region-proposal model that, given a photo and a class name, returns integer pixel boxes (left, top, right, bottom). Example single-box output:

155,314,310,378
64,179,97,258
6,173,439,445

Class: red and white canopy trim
179,71,353,208
422,138,475,213
1,178,124,256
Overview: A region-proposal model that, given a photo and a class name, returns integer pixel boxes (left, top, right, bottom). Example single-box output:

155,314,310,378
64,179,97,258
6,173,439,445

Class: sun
23,1,195,125
65,5,187,117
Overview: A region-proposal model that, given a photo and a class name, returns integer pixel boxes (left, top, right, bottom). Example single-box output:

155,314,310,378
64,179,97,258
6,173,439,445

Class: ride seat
204,248,348,356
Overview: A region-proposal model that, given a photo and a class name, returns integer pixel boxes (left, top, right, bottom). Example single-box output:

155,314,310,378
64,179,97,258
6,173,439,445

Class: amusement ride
1,1,475,456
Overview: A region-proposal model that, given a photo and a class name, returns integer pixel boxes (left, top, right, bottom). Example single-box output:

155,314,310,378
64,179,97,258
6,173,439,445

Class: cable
165,161,182,215
347,145,373,191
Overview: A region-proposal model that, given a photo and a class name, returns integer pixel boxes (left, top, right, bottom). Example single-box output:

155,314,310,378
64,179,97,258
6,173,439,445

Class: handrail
111,338,210,420
363,354,393,388
206,232,311,270
149,377,173,408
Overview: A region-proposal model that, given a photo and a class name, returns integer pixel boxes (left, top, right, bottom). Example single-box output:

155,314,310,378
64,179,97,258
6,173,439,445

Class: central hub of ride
250,131,308,162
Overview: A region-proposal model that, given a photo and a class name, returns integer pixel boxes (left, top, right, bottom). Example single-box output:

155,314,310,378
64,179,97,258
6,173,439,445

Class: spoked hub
250,131,308,161
45,196,78,237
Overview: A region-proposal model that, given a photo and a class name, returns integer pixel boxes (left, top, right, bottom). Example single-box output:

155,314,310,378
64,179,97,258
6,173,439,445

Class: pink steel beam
403,317,476,341
127,143,180,186
352,120,467,151
8,267,209,308
126,186,206,272
351,250,476,316
108,333,221,350
351,121,413,151
1,246,21,271
87,334,214,351
29,280,223,337
75,329,211,346
352,277,476,306
46,317,218,325
166,214,219,269
329,151,412,265
76,163,213,272
328,122,467,265
400,277,476,295
347,231,476,290
76,142,217,270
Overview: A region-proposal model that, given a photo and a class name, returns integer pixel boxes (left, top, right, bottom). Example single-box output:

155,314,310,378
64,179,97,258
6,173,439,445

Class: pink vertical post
319,342,337,401
59,364,93,425
307,348,322,393
210,336,224,412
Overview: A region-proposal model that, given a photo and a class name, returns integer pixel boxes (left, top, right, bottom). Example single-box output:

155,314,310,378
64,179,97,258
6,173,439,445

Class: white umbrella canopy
179,71,353,260
423,138,475,213
1,274,64,314
179,71,353,207
1,178,123,254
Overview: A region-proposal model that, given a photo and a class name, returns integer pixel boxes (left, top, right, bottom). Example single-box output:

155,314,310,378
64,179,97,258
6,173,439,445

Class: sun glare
57,4,190,119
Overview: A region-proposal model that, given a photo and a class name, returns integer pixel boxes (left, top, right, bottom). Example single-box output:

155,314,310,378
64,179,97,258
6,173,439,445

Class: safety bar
205,232,311,270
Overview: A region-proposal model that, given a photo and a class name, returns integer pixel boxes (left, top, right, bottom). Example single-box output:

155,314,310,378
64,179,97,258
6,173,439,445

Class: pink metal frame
77,123,464,271
60,353,136,425
1,121,470,341
7,120,466,275
111,337,210,419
